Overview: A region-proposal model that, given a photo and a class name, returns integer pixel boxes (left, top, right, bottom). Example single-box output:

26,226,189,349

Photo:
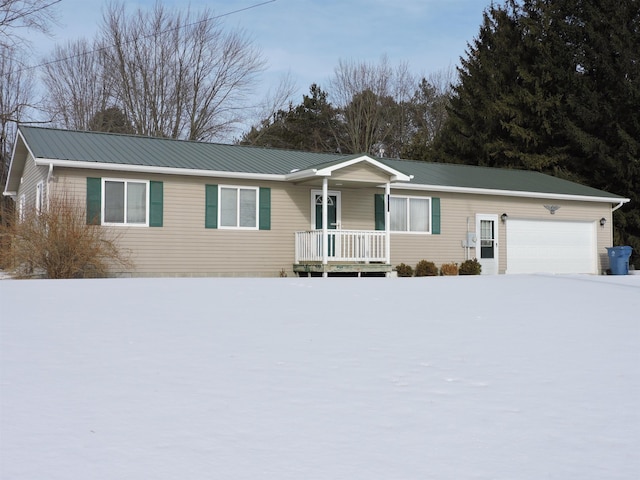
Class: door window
480,219,495,259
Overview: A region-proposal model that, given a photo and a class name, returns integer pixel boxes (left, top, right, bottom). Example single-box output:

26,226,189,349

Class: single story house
4,126,630,277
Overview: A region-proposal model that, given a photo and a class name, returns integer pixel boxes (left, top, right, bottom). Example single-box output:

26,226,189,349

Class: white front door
476,214,499,275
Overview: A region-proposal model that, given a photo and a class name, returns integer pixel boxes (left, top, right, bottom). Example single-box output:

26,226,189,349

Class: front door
312,190,341,230
315,194,338,230
312,191,341,258
476,214,499,275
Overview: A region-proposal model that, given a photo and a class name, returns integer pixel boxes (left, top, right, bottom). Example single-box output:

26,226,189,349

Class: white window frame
35,181,44,214
218,185,259,230
18,194,26,222
101,178,150,227
389,195,432,234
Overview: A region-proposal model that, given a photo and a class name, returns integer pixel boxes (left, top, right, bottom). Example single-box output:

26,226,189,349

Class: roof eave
33,158,288,181
391,182,630,204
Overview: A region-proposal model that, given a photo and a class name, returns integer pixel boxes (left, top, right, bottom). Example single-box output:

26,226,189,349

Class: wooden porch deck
293,262,393,277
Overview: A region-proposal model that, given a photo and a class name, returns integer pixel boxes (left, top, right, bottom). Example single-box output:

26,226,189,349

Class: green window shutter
149,181,163,227
374,193,385,230
259,187,271,230
205,184,218,228
432,197,441,234
86,177,101,225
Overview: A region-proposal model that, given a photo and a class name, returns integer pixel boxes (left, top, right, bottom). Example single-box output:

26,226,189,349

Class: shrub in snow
395,263,414,277
415,260,438,276
459,258,482,275
440,262,459,276
0,195,132,279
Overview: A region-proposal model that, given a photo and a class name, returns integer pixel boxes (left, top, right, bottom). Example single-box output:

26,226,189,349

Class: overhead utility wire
10,0,276,74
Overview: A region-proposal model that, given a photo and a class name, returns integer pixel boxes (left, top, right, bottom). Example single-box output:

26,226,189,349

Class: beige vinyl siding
49,168,614,276
16,154,48,211
386,189,613,274
330,163,392,184
53,169,314,276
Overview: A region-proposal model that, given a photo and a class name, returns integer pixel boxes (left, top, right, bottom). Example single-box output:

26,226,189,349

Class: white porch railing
295,230,388,263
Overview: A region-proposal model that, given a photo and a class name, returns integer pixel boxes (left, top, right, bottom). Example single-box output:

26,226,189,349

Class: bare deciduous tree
330,56,415,156
1,45,35,225
41,38,112,130
101,1,265,141
0,0,60,50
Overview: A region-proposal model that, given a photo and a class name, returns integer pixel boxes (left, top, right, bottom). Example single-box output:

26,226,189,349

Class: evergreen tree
240,84,342,152
89,107,135,134
433,1,525,166
434,0,640,265
401,77,451,160
560,0,640,254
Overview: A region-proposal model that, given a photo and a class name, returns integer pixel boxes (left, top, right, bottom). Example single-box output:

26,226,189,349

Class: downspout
385,182,390,266
322,177,328,278
612,200,626,212
46,163,54,210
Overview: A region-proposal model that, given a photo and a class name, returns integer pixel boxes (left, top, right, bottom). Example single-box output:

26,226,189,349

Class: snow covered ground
1,274,639,480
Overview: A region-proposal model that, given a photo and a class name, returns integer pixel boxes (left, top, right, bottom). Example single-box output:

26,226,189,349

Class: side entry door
476,214,499,275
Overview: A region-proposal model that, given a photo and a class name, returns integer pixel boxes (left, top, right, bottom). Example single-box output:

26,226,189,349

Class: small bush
395,263,414,277
440,262,459,276
459,258,482,275
0,194,132,279
415,259,438,277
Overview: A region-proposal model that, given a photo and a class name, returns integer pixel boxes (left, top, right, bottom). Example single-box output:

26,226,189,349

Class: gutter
34,158,288,182
390,182,631,205
32,157,631,206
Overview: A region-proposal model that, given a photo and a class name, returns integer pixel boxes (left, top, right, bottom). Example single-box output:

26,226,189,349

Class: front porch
287,155,411,278
294,229,393,277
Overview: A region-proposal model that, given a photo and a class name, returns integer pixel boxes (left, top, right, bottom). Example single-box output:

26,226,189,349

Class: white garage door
506,219,597,274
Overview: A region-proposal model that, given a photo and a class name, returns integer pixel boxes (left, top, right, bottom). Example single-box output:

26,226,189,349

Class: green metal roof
17,126,627,201
382,158,624,199
19,126,342,175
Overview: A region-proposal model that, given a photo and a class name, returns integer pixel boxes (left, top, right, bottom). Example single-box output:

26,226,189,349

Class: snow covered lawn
1,274,639,479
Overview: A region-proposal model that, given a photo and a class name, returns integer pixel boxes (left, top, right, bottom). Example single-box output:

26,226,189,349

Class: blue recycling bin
606,246,633,275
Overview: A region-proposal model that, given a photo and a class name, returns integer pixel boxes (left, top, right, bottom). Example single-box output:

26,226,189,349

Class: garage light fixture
544,204,560,214
501,213,508,223
600,217,606,227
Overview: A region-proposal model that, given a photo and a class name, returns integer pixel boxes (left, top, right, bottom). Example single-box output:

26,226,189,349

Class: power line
9,0,276,74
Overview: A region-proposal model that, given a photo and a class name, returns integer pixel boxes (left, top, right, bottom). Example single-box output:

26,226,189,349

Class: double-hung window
18,194,26,222
35,181,44,214
390,195,431,233
219,186,258,229
102,179,149,226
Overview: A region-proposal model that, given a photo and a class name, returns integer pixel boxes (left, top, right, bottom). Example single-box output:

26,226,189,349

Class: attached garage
506,219,597,274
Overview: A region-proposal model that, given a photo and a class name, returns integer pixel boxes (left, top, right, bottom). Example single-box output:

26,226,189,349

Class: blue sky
34,0,490,99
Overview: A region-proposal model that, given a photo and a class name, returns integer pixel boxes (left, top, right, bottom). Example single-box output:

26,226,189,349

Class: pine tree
434,2,524,166
434,0,640,265
240,84,342,152
560,0,640,254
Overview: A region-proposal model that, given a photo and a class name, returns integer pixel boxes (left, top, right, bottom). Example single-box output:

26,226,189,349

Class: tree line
1,0,638,264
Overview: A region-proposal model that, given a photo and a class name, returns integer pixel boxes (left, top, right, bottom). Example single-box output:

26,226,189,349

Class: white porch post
322,177,329,277
385,182,391,265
